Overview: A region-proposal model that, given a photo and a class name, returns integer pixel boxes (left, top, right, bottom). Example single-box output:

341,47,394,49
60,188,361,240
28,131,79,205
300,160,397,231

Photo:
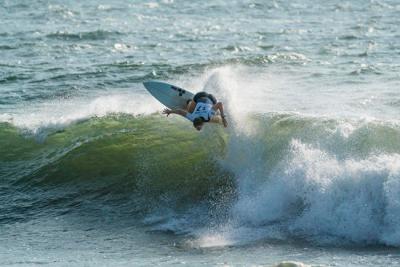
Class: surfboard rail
143,81,195,109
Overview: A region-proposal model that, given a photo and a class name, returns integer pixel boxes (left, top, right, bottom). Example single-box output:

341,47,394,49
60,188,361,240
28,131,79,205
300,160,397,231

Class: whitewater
2,0,400,266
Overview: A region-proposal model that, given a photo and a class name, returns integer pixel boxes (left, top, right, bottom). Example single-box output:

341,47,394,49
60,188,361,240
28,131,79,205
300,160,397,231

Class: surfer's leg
207,94,217,105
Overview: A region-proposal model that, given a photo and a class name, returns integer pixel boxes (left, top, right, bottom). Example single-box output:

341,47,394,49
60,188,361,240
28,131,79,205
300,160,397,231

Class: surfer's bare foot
222,117,228,127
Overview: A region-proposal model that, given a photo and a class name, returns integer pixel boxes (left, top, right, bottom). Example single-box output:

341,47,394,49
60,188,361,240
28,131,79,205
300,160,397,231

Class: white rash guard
186,102,215,122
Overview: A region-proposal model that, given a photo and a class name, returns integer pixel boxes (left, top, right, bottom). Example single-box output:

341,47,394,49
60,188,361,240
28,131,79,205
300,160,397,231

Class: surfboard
143,81,194,109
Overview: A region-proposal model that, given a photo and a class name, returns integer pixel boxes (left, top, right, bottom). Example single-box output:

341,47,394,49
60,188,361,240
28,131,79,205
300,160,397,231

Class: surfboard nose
143,80,161,90
143,81,151,89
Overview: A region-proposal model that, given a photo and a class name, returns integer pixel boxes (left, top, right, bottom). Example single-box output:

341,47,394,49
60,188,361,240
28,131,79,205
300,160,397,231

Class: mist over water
1,0,400,266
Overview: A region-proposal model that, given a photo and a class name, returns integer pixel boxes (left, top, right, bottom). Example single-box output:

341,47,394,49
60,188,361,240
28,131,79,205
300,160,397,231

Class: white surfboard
143,81,194,109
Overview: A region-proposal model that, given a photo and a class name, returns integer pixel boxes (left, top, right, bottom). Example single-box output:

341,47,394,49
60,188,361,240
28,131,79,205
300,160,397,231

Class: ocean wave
147,113,400,247
0,45,17,50
2,65,400,247
235,52,312,66
2,112,400,247
0,93,160,139
0,73,33,84
0,114,231,224
350,64,383,75
46,30,123,41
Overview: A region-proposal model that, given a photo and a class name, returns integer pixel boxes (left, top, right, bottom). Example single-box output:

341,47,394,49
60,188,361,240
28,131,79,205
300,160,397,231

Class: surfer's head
193,117,204,131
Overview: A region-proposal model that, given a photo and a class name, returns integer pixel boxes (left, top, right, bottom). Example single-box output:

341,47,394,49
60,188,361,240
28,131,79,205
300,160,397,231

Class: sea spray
219,113,400,246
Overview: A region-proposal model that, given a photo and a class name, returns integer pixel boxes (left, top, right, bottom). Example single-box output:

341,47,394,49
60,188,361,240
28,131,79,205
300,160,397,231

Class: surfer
162,92,228,131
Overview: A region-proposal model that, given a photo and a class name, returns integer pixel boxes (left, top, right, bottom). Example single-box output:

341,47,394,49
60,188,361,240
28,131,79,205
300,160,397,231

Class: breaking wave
2,109,400,247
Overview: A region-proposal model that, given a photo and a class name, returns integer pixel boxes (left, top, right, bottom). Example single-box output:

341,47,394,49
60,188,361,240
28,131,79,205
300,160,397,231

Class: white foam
144,2,159,9
223,134,400,245
192,224,286,248
192,231,234,248
169,66,400,245
0,92,161,134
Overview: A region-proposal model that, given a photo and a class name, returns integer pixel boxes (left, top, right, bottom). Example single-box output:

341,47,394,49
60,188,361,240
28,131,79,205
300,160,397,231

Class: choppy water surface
2,0,400,266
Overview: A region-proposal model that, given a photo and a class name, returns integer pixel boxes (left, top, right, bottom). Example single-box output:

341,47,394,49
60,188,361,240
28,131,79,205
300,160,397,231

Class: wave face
0,115,232,225
2,109,400,247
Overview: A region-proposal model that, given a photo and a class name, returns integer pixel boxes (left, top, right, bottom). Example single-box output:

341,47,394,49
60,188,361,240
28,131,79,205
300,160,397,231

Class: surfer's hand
163,108,172,116
222,116,228,127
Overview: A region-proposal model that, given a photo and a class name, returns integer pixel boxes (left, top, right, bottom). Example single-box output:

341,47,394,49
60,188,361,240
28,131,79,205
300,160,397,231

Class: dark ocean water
2,0,400,266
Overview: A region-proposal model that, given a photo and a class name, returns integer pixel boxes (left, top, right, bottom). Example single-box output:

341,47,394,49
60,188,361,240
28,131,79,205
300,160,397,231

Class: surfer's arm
212,102,228,127
186,100,196,113
162,108,187,117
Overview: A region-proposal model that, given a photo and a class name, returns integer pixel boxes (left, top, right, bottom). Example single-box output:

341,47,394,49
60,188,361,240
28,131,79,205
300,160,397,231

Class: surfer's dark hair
193,117,204,127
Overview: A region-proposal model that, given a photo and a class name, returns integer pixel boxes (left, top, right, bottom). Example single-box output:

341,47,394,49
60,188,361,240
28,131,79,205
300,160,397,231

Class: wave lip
0,93,160,139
